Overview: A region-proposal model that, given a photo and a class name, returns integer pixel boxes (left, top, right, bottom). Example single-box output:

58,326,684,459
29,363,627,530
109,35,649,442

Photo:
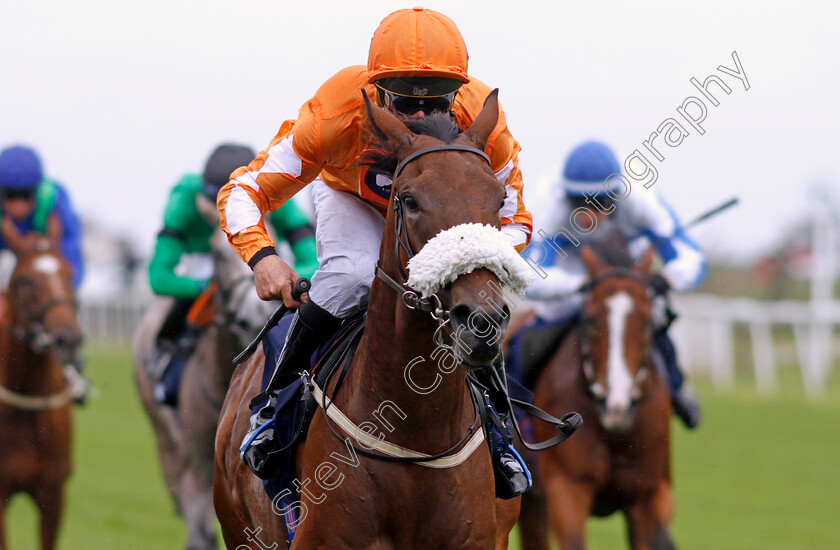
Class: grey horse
133,195,273,550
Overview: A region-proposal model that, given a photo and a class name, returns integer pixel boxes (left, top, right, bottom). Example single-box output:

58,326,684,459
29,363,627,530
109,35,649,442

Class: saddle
147,286,217,406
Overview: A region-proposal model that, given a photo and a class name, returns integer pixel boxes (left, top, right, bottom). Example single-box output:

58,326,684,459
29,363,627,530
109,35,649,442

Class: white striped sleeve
224,135,304,235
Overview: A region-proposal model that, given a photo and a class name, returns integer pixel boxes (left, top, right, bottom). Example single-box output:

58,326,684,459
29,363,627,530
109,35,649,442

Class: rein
578,269,653,408
213,274,256,328
0,365,87,411
366,142,580,460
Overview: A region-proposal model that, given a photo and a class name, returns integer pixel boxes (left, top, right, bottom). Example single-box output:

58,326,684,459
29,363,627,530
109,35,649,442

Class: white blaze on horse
518,246,677,550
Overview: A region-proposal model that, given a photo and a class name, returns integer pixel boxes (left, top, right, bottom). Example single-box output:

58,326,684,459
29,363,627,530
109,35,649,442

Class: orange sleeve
217,118,322,264
454,78,533,246
217,66,371,265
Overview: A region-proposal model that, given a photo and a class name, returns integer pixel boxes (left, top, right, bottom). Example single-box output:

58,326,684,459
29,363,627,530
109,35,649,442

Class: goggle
202,182,223,200
381,89,455,116
0,188,36,201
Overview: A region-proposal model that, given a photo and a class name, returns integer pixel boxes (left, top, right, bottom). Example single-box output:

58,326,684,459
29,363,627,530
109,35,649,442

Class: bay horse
0,236,83,550
519,246,676,550
214,91,530,549
133,195,273,550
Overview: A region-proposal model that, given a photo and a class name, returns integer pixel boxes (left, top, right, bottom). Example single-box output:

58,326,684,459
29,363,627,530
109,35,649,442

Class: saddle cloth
257,311,365,544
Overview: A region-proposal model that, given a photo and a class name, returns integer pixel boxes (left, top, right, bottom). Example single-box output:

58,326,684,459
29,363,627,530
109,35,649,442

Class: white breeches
308,180,385,318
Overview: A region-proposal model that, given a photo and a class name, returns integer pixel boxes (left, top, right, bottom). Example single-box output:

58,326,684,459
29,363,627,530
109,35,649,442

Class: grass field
6,346,840,549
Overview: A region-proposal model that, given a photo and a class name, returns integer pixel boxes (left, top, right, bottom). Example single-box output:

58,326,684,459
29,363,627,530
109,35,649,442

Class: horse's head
196,193,273,346
363,90,533,368
6,237,82,364
579,246,655,431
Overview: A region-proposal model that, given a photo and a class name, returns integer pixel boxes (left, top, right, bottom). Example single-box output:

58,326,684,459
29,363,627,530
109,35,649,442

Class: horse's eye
499,199,505,210
402,194,420,212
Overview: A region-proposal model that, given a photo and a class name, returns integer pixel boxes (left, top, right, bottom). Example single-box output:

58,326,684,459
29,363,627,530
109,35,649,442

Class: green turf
7,346,185,550
6,348,840,549
508,368,840,550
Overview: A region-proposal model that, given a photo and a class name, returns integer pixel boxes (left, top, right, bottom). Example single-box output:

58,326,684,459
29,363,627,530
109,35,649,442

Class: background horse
214,91,526,549
133,196,272,550
518,246,676,550
0,236,83,550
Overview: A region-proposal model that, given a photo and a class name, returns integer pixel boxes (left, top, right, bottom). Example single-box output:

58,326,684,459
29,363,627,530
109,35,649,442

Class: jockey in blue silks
515,140,704,429
0,145,84,288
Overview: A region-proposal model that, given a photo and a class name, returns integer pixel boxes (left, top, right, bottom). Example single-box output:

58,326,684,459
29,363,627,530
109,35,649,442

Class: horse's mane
361,112,461,177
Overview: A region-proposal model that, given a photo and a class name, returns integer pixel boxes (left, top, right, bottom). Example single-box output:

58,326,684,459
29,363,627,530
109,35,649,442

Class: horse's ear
361,89,415,157
637,247,656,276
195,193,220,227
461,89,500,151
581,246,602,275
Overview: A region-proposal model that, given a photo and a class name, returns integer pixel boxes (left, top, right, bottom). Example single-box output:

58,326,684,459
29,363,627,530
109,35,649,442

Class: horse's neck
345,278,473,446
0,329,61,395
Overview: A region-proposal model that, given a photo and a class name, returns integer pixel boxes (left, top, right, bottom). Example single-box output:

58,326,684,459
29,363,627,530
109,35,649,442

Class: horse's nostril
448,304,472,331
449,304,502,340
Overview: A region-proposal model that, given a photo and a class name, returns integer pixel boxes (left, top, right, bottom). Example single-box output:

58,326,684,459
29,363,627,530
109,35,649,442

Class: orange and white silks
217,66,533,265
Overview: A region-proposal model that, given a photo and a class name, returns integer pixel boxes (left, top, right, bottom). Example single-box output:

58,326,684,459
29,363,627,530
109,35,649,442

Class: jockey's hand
252,254,309,308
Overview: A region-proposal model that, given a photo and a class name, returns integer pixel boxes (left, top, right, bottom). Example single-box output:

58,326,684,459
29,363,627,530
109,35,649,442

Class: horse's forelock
361,112,461,176
404,113,461,144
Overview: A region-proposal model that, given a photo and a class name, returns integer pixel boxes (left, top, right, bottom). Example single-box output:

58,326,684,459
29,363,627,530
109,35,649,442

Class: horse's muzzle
449,301,509,369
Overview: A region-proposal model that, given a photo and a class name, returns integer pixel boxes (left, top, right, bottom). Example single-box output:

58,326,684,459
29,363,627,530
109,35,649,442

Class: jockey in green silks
148,143,318,407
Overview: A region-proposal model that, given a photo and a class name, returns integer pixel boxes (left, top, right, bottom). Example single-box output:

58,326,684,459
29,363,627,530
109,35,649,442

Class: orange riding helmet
368,7,469,100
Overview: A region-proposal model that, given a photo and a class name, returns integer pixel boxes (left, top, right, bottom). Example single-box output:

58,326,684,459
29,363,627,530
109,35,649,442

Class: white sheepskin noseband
406,223,535,298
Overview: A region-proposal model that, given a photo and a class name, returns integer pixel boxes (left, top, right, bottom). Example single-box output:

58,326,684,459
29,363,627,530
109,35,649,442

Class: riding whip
232,278,310,365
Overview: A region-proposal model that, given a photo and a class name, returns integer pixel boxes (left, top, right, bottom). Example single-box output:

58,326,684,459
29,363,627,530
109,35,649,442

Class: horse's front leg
494,497,520,550
0,488,8,550
178,466,218,550
517,479,551,550
625,480,675,550
32,483,65,550
542,469,592,550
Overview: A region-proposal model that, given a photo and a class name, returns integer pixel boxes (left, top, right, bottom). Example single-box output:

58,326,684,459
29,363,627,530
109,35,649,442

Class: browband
394,144,491,178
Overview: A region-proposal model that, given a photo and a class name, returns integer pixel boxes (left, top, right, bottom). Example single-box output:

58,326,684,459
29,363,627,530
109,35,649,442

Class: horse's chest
0,412,68,483
294,467,495,549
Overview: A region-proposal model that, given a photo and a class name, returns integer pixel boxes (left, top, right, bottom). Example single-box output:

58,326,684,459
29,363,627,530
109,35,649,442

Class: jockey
217,8,533,497
0,144,88,402
0,145,84,287
148,143,318,407
521,140,704,428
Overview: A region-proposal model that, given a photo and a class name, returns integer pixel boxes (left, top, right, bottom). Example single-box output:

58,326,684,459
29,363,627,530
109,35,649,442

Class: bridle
0,259,84,411
578,268,653,409
317,141,580,463
9,276,79,354
316,142,499,466
374,142,492,345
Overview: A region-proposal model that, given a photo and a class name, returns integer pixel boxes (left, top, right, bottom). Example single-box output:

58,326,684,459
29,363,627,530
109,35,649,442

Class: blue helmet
561,141,621,197
0,145,43,190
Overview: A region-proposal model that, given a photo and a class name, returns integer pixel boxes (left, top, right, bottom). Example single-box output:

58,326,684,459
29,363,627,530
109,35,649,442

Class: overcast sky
1,1,838,263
